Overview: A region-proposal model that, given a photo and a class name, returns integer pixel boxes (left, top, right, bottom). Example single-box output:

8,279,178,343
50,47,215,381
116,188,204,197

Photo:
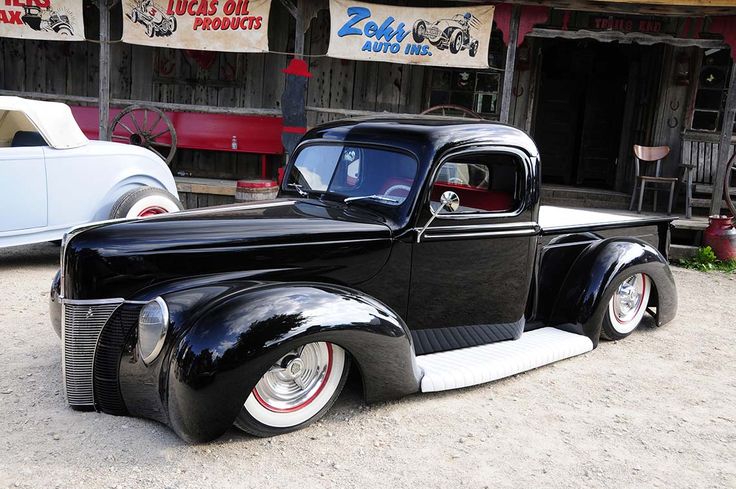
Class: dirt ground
0,242,734,489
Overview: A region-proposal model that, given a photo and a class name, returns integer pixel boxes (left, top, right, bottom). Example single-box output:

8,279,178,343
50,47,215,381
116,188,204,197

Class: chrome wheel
241,342,347,430
607,274,650,335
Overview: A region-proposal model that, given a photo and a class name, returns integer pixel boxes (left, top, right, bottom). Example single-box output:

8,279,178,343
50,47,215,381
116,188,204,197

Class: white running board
417,327,594,392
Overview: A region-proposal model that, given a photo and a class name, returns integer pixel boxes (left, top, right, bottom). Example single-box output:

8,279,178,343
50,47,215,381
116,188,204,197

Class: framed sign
0,0,84,41
121,0,270,52
327,0,494,69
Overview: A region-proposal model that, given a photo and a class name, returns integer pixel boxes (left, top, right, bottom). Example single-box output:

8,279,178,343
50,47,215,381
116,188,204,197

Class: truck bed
539,205,674,234
538,206,674,257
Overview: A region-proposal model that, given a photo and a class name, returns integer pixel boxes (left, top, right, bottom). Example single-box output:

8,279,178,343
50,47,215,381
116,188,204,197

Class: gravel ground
0,242,734,489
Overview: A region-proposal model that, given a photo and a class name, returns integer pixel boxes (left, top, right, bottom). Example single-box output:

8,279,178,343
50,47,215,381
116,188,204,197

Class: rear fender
165,282,420,443
549,238,677,346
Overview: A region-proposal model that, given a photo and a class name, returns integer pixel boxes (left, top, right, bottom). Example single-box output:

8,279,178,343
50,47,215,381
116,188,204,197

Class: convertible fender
549,238,677,346
165,282,421,443
93,173,179,221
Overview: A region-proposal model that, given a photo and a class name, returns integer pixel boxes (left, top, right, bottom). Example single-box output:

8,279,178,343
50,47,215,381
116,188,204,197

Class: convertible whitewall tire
109,187,183,219
601,273,651,341
234,342,349,437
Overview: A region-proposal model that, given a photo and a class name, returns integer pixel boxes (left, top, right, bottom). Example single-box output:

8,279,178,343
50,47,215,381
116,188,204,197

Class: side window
0,110,47,148
431,153,522,214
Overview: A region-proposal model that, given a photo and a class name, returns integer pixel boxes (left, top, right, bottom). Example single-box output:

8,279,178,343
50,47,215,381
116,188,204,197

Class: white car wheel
235,342,349,437
601,273,651,340
109,187,183,219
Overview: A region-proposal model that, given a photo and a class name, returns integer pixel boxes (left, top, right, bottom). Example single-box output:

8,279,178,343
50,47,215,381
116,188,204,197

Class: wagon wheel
109,105,177,165
724,152,736,217
421,104,483,119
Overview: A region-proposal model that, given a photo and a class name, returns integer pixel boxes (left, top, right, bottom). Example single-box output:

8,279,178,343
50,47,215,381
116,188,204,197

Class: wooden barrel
235,180,279,202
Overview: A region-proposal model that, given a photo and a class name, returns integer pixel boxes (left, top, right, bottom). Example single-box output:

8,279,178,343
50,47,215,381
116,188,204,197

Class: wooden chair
628,145,678,215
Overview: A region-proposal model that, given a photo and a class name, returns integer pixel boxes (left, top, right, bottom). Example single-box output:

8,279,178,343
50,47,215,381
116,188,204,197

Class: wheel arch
93,174,179,221
548,238,677,347
161,282,421,443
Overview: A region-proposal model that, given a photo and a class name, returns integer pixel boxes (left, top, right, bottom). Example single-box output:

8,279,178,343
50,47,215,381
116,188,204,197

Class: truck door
408,147,539,355
0,143,47,233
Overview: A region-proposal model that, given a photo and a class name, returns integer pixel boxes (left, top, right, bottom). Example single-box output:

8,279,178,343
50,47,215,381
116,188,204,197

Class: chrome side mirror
439,190,460,213
417,191,460,242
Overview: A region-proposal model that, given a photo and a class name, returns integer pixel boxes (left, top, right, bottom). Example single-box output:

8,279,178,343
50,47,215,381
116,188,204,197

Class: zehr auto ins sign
121,0,270,52
0,0,84,40
327,0,494,69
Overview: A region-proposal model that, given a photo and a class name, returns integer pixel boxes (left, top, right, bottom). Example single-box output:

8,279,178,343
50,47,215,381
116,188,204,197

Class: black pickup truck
50,117,677,442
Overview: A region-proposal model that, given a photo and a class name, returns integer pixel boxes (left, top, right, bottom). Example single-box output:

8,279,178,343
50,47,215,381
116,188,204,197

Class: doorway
532,39,663,190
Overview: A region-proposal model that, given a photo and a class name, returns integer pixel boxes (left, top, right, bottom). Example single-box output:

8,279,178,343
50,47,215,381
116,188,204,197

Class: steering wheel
448,177,464,185
383,184,411,198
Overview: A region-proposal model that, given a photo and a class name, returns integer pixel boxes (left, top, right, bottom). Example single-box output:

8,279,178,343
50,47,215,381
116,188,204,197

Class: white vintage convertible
0,96,182,248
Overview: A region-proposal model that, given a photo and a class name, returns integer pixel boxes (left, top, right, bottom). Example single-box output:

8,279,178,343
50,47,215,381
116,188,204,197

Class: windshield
286,144,418,205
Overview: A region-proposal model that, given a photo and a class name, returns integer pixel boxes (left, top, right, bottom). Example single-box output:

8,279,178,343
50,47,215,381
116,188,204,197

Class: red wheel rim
137,206,168,217
253,343,334,413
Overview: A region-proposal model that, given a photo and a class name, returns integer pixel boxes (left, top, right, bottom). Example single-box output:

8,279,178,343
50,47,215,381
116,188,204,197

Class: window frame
688,48,735,134
425,146,531,221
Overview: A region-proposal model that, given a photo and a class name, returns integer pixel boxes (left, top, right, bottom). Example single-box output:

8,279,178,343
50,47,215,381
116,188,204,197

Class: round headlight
138,297,169,365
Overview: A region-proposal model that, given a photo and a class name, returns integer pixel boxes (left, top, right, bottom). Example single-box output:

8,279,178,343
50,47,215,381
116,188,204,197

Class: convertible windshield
287,145,417,205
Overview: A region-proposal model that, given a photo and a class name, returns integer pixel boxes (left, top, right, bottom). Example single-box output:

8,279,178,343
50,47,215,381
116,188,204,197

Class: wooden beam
445,0,736,16
709,61,736,215
528,28,728,48
0,89,283,116
594,0,736,7
294,0,304,57
278,0,297,18
0,89,483,120
499,5,521,125
98,0,111,140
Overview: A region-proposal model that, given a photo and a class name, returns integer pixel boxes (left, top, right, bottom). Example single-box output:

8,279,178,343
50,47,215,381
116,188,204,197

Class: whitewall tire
601,273,651,341
234,342,349,437
109,187,183,219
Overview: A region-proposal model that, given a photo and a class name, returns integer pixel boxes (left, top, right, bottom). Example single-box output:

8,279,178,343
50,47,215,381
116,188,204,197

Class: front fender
549,238,677,346
165,282,420,443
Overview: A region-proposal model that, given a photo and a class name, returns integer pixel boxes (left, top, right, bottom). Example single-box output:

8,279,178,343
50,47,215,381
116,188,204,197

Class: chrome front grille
62,300,123,407
428,26,440,38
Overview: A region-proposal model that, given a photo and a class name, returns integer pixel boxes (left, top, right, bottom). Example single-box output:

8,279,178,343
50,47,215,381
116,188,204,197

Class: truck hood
62,199,393,300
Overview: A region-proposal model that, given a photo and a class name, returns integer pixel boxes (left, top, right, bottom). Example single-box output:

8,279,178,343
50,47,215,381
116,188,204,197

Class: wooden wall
0,1,429,180
304,9,427,126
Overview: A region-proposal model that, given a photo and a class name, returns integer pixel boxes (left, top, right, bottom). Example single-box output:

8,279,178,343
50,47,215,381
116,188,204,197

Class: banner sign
122,0,270,52
327,0,494,69
0,0,84,41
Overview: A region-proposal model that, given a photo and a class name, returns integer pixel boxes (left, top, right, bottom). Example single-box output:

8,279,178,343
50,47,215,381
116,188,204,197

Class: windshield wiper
343,194,400,205
287,183,309,197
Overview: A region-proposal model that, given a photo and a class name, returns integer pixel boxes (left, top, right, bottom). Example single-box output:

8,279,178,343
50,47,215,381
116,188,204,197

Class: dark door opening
533,39,633,190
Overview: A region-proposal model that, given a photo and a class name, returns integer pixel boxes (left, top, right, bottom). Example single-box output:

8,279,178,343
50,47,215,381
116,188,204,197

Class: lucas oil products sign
121,0,270,52
327,0,494,69
0,0,84,41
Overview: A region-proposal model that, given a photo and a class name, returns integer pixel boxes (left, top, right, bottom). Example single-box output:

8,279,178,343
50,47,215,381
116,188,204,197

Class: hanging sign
327,0,494,69
121,0,270,52
0,0,84,41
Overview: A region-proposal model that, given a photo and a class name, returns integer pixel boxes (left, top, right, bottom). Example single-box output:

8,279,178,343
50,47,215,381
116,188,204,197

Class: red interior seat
432,182,513,212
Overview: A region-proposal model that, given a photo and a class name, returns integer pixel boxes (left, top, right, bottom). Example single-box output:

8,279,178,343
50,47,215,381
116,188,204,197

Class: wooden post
294,0,304,58
709,60,736,216
499,5,520,125
98,0,111,140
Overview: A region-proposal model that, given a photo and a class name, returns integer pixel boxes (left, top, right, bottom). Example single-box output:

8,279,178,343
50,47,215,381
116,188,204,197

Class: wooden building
1,0,735,212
